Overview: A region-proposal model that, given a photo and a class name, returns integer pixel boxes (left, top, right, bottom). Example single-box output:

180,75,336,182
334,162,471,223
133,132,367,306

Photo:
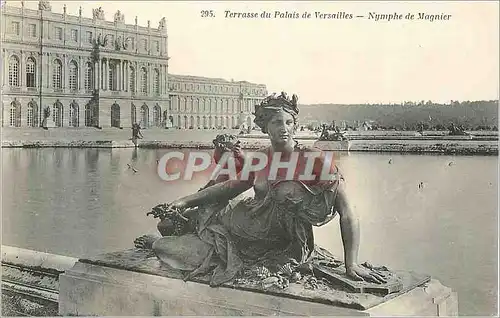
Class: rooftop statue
134,92,406,296
92,7,105,20
158,17,167,30
38,0,51,11
114,10,125,23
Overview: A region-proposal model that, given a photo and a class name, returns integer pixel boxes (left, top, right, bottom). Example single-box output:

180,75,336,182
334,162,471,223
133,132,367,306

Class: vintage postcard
1,0,498,316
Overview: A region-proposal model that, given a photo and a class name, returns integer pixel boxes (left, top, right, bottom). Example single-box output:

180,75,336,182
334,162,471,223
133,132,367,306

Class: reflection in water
1,148,498,316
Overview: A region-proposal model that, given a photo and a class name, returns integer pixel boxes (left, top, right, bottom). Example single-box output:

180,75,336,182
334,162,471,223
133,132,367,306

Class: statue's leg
151,234,213,271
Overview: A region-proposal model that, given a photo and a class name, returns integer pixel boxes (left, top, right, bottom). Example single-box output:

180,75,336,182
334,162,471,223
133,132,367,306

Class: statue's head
253,92,299,145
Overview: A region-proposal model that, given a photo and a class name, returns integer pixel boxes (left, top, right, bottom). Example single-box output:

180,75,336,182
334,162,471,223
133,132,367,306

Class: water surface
2,148,497,316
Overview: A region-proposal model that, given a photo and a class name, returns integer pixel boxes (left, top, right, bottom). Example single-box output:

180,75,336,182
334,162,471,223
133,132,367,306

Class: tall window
131,103,136,125
52,60,62,89
10,101,21,127
71,29,78,42
111,103,120,128
153,69,160,94
69,61,78,91
84,62,93,91
26,58,36,88
129,67,135,92
108,34,115,47
27,102,35,127
86,31,93,44
140,67,147,93
108,63,115,90
153,105,161,127
142,39,148,51
9,56,19,87
11,22,20,35
154,41,160,52
29,24,37,37
55,27,63,40
69,102,79,127
140,105,149,128
53,102,63,127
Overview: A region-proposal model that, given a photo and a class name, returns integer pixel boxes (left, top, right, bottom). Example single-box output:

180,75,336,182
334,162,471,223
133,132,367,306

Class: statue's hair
253,92,299,133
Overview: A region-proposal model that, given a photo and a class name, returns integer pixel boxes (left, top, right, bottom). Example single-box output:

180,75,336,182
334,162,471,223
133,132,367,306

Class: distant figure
131,123,143,147
448,161,454,166
418,182,424,189
448,123,468,136
388,158,393,164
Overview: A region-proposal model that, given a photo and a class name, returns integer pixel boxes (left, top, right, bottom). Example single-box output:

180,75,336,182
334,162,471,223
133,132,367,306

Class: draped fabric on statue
152,146,343,286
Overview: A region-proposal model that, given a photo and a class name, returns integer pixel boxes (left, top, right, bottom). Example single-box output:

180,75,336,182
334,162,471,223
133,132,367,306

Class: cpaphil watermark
157,150,341,182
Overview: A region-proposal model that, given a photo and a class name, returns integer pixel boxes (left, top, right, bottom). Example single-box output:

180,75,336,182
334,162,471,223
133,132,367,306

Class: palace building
1,1,267,129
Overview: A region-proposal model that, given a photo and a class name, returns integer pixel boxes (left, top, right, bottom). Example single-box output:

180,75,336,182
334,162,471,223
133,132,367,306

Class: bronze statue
135,93,389,290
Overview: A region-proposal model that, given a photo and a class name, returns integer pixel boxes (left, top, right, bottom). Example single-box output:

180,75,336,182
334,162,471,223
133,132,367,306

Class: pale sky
11,1,500,104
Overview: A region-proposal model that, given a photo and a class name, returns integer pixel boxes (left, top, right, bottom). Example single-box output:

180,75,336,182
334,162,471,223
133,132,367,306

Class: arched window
153,69,160,94
53,100,63,127
129,67,135,92
85,102,96,127
10,100,21,127
69,61,78,91
131,103,136,125
9,56,19,87
108,62,116,91
52,59,62,89
140,67,147,93
111,103,120,128
26,57,36,88
27,100,38,127
69,101,79,127
140,104,149,128
153,104,161,127
84,62,93,91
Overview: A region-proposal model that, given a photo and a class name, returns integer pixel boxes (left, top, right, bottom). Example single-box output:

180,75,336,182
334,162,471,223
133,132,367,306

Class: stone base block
59,260,458,316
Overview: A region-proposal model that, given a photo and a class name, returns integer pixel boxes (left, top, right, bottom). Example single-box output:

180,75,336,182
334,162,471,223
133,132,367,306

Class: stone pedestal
45,117,56,128
59,249,458,316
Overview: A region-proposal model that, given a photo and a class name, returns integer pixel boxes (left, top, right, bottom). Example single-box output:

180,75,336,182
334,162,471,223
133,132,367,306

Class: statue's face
266,111,295,145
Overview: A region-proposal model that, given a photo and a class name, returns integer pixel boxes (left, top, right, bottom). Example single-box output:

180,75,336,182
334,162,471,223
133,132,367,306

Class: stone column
135,62,139,94
79,56,84,93
47,53,52,90
148,63,152,95
20,51,26,89
63,54,68,93
121,60,125,91
124,61,127,91
125,61,128,92
3,50,7,87
105,59,109,90
117,60,121,91
94,59,100,90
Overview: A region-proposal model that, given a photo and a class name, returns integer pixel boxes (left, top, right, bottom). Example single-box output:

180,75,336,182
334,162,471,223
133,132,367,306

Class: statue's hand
346,263,387,284
170,199,188,211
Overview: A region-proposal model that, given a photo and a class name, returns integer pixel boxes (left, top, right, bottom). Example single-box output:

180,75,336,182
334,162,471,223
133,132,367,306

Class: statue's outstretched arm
172,175,254,209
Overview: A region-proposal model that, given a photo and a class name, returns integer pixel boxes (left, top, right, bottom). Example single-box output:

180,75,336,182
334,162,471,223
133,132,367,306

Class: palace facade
1,1,267,129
